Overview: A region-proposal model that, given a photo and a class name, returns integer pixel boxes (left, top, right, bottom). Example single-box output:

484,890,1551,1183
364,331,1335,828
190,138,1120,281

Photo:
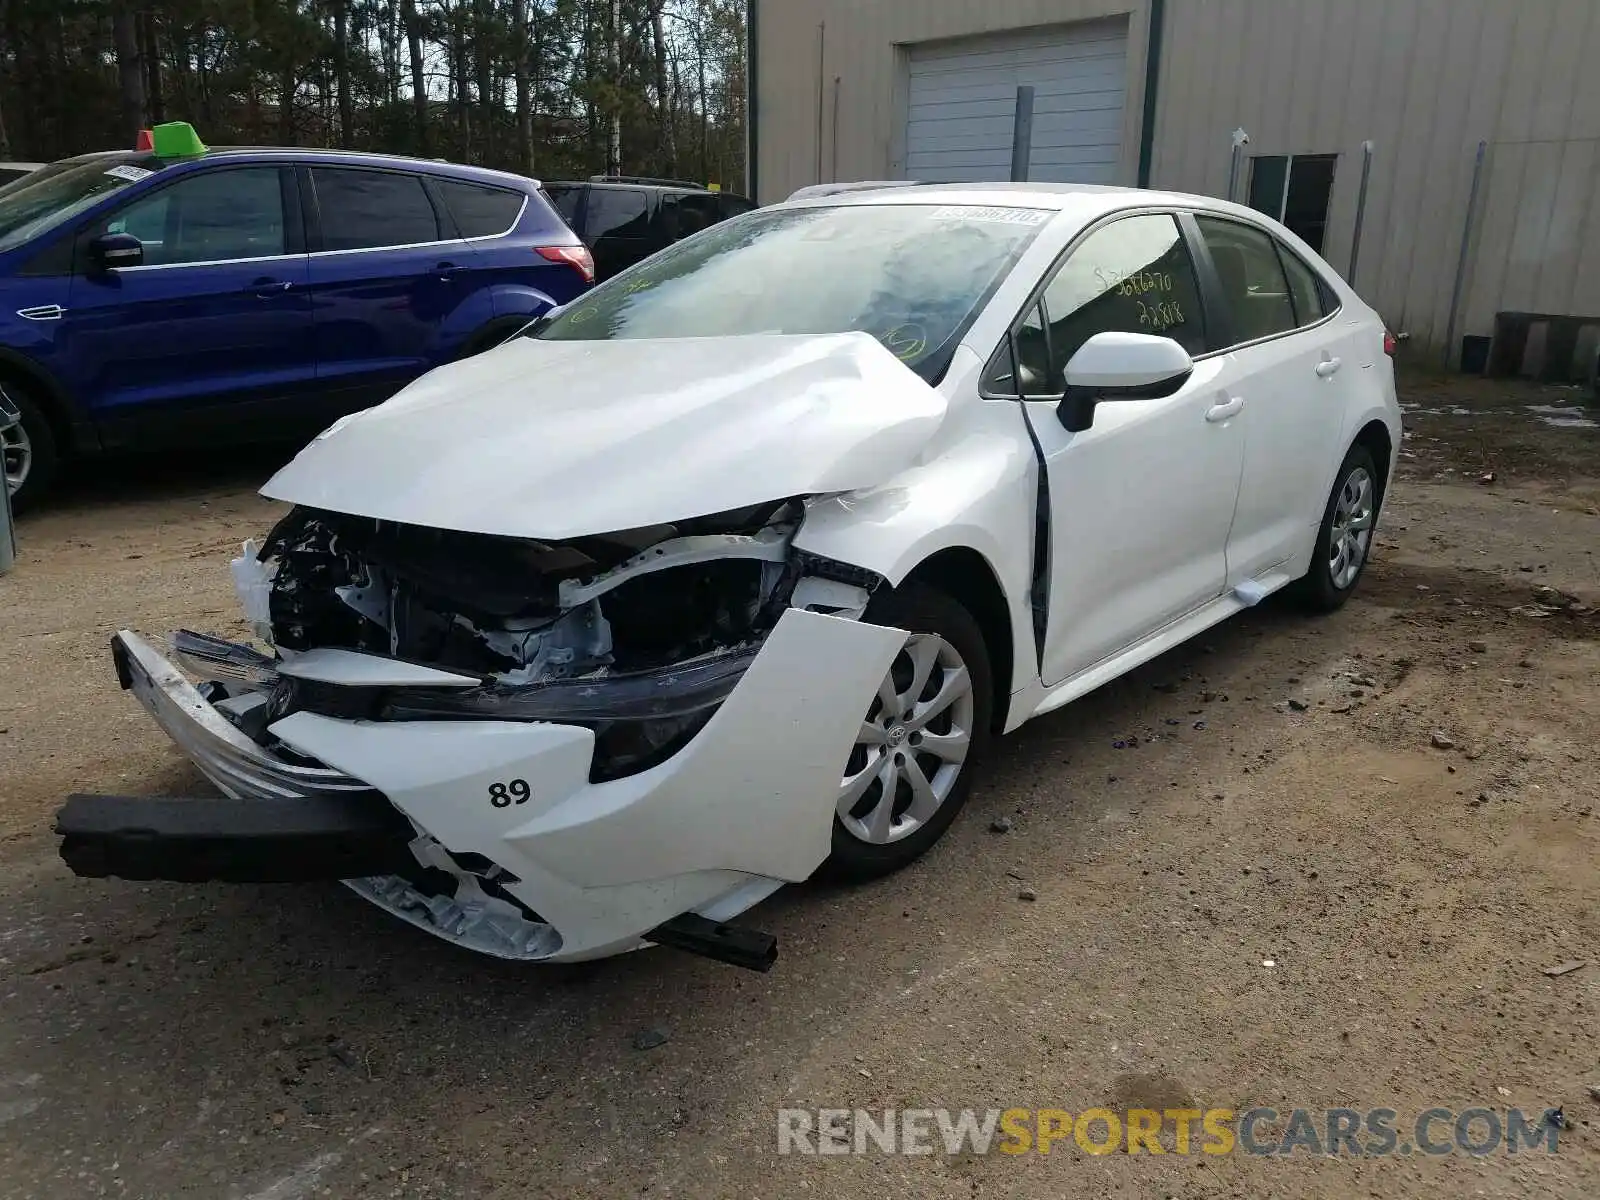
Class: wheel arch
1351,418,1394,506
0,347,80,454
897,545,1016,734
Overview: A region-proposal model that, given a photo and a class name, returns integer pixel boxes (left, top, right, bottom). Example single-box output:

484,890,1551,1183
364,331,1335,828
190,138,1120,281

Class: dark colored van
543,176,756,281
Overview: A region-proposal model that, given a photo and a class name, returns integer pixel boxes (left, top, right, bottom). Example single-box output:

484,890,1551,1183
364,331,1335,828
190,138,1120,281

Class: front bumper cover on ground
58,614,907,963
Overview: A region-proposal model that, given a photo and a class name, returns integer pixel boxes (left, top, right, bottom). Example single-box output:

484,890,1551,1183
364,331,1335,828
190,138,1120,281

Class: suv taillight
1383,329,1398,356
537,244,595,284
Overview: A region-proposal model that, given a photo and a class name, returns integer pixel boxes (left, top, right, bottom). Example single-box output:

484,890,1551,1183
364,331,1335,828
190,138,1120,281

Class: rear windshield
0,157,157,253
536,202,1050,381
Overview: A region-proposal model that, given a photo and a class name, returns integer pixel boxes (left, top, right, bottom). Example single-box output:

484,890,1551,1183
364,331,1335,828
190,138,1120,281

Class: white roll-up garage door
905,19,1130,185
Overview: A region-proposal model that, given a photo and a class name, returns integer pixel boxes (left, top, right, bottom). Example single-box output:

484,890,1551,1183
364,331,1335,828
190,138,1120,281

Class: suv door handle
435,261,458,282
1206,396,1245,423
1315,355,1343,378
249,278,293,297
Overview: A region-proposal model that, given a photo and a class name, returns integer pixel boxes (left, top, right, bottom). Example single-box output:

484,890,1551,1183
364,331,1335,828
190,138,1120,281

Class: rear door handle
436,260,458,282
1315,356,1343,378
1206,396,1245,423
249,278,293,297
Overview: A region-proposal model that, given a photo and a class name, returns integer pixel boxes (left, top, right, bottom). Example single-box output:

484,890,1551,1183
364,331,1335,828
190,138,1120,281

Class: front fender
794,386,1041,706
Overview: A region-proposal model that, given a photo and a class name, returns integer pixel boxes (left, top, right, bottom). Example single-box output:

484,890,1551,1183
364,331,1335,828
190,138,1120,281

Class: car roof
779,181,1270,225
47,146,539,190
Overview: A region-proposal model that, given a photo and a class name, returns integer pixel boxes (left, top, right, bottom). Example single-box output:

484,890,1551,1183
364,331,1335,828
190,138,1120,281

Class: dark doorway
1247,153,1337,254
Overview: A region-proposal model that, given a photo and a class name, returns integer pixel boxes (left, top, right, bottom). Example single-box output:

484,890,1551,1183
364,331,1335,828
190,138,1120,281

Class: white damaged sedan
57,184,1401,970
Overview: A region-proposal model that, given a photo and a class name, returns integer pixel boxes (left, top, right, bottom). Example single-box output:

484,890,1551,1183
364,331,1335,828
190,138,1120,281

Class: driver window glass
1037,213,1206,390
102,167,285,265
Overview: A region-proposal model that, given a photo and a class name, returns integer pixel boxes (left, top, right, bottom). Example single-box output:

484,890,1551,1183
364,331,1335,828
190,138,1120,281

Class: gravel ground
1,373,1597,1198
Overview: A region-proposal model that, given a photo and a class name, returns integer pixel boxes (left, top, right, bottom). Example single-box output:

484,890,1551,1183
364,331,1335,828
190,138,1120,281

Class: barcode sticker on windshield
104,164,154,182
929,205,1050,226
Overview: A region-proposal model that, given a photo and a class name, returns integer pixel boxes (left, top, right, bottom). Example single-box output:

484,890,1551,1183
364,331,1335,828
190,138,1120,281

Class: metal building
748,0,1600,372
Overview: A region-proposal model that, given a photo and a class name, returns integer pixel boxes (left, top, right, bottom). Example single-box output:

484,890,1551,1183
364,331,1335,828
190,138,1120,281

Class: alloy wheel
1328,465,1375,590
1,417,29,496
837,633,975,845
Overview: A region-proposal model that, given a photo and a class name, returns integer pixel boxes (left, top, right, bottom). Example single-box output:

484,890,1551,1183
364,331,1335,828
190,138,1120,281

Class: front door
998,213,1246,687
63,164,315,446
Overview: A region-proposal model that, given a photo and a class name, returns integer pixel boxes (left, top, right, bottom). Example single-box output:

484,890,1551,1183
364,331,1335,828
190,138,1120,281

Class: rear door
1190,214,1355,582
62,163,315,446
304,165,473,401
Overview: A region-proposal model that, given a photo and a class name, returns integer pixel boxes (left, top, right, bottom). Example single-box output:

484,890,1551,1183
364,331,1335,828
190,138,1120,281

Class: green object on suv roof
151,121,207,158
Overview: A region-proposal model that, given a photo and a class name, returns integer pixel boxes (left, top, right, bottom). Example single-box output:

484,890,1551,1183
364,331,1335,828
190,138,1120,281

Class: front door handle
249,278,293,297
435,260,458,282
1315,355,1343,378
1206,396,1245,423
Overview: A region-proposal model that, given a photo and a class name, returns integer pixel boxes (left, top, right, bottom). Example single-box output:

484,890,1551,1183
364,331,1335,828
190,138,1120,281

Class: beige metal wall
755,0,1600,359
1148,0,1600,358
753,0,1157,199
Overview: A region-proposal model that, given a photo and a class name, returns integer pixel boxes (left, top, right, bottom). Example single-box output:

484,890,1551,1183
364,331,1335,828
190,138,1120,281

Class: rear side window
1277,242,1329,327
658,192,719,240
544,185,583,225
1195,216,1295,344
437,179,525,238
312,168,439,251
587,189,648,239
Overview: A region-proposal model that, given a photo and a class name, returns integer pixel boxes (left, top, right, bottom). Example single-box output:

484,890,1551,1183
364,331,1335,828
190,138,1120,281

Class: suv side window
103,167,285,266
311,168,440,251
435,179,525,238
658,192,719,241
1194,216,1296,344
587,188,648,240
1276,241,1330,327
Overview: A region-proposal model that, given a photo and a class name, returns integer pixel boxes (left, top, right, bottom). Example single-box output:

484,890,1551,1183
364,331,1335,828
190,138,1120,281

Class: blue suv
0,136,593,505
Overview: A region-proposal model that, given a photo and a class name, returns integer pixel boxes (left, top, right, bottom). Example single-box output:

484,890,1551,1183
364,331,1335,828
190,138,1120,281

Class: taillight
537,244,595,284
1383,329,1398,356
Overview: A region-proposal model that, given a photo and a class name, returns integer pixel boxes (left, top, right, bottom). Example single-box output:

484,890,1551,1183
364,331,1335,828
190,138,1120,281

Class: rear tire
2,381,60,512
822,583,994,882
1291,443,1380,612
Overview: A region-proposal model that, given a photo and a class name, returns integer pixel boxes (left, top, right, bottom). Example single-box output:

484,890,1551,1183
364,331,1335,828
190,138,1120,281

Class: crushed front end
56,504,905,966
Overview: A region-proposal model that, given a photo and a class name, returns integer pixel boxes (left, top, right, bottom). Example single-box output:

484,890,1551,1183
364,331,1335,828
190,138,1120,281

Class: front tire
2,381,60,511
823,583,993,881
1293,443,1380,611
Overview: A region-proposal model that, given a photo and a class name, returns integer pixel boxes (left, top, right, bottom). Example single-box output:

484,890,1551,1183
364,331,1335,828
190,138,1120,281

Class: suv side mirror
89,232,143,272
1056,332,1194,433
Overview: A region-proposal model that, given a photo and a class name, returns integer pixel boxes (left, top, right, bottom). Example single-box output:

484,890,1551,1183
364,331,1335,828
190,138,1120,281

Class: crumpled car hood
261,332,949,539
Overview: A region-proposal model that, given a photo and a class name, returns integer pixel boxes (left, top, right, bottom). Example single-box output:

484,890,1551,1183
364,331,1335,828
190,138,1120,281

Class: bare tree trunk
333,0,354,146
649,1,674,175
402,0,428,153
696,31,708,182
513,0,533,174
607,0,621,175
138,11,165,125
111,3,146,146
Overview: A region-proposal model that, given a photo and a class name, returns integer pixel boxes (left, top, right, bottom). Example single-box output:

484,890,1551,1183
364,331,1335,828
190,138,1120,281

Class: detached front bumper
59,613,905,963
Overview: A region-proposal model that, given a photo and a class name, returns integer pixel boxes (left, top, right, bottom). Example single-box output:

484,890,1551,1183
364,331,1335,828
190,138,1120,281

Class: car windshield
536,202,1051,380
0,158,152,253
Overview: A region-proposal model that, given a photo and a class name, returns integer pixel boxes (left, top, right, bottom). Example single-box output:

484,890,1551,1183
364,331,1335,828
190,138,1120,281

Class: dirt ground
1,371,1597,1199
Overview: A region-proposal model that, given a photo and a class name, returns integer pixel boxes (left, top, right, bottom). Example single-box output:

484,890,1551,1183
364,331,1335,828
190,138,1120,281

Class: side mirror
1056,332,1194,433
90,232,143,272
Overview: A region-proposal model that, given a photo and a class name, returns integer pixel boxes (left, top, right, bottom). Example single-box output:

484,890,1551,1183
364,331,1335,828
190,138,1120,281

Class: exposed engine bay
208,500,875,785
262,499,801,678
